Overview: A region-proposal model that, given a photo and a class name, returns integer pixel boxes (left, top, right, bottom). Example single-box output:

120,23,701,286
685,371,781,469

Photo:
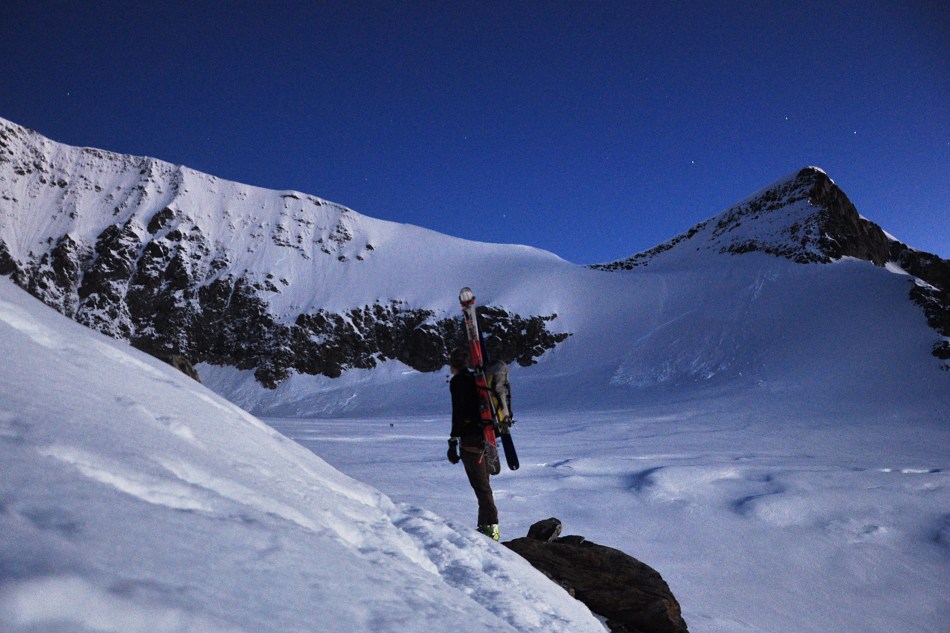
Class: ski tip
459,287,475,303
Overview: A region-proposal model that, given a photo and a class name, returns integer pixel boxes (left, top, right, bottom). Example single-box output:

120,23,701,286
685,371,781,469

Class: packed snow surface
272,403,950,633
0,278,605,633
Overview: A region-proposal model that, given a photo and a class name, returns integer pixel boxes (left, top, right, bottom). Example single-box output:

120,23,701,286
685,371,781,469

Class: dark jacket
450,371,484,445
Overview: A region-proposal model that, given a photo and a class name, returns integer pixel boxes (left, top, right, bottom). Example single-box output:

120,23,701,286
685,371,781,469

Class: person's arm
447,376,463,463
449,376,467,438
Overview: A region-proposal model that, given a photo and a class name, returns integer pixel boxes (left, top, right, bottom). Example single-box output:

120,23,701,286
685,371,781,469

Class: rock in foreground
504,518,688,633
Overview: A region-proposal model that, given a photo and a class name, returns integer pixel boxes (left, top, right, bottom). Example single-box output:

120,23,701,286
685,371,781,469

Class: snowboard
459,287,519,472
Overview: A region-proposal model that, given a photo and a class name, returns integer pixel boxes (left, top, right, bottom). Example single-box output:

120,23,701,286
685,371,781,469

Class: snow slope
0,277,606,633
0,115,571,317
270,397,950,633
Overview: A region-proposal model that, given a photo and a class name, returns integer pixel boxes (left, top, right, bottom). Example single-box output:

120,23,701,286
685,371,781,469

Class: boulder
526,517,563,542
504,518,688,633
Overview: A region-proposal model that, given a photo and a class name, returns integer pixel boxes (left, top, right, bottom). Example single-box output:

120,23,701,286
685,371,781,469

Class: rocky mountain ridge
0,117,569,386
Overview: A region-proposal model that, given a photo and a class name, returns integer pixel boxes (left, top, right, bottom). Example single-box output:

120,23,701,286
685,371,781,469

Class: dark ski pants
461,447,498,526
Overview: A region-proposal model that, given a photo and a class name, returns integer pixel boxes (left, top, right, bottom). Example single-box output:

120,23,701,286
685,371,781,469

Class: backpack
485,360,513,432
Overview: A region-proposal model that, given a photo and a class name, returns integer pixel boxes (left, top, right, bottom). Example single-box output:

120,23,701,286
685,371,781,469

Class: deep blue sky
2,1,947,263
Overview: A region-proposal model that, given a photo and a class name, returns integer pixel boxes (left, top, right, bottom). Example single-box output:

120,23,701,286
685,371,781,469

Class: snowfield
269,398,950,633
4,257,949,631
0,278,606,633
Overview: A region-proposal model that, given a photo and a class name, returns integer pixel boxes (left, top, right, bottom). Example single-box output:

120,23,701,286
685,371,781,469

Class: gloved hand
447,438,460,464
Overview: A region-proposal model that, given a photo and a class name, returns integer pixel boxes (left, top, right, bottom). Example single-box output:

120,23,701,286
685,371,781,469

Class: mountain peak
593,167,950,360
594,166,895,270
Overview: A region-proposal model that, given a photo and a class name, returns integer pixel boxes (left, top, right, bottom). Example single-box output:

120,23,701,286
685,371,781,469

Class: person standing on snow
446,346,499,541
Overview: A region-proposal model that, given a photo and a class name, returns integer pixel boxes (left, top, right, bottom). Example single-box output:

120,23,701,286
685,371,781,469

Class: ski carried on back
459,287,520,472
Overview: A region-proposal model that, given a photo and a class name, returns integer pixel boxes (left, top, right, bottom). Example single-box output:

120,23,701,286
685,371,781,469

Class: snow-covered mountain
2,117,949,632
0,117,571,387
592,165,948,361
0,115,946,418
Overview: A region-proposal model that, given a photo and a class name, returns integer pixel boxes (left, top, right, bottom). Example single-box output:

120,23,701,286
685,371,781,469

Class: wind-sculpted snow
275,401,950,633
0,277,605,633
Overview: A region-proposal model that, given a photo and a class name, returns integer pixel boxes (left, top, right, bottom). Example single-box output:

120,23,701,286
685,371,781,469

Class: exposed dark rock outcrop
0,241,16,276
505,518,689,633
892,247,950,357
526,517,563,541
806,170,890,264
0,214,570,387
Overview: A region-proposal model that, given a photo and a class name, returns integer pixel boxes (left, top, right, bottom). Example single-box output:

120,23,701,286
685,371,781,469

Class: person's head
449,346,470,373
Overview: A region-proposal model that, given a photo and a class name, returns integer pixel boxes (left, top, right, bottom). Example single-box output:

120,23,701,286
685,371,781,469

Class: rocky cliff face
592,167,950,361
0,118,570,386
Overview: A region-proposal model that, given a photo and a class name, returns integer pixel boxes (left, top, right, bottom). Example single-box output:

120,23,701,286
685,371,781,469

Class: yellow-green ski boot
478,524,500,541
